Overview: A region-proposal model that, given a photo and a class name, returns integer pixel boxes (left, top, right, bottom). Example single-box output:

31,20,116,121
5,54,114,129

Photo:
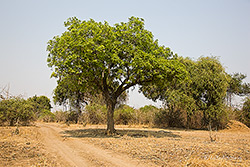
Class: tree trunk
187,112,191,129
106,99,116,135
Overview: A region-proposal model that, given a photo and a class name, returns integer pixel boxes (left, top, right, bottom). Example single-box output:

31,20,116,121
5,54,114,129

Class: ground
0,121,249,166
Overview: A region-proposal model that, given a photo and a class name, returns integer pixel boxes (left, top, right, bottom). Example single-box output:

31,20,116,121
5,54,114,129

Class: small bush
137,105,159,126
83,103,106,124
0,98,35,126
54,110,68,123
39,110,55,122
114,105,136,125
67,110,79,123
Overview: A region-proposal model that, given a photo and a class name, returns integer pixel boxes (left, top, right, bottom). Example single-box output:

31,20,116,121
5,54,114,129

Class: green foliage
241,97,250,127
142,56,229,129
194,57,229,127
0,95,52,125
47,16,187,133
137,105,159,125
83,103,107,124
228,73,250,96
39,109,55,122
27,95,52,119
114,105,136,125
0,98,35,126
53,75,87,114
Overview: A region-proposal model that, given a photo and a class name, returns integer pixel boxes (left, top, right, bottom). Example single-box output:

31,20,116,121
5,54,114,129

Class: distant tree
27,95,52,119
138,105,160,125
241,97,250,127
142,57,229,128
114,105,135,125
227,73,250,107
47,16,187,134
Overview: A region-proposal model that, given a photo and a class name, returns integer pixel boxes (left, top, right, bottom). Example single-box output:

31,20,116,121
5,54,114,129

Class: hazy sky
0,0,250,109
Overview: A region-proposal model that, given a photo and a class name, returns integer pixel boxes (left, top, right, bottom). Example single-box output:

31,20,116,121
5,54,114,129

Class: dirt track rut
38,123,145,167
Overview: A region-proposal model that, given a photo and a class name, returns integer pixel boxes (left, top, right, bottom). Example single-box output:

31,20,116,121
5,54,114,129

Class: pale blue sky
0,0,250,109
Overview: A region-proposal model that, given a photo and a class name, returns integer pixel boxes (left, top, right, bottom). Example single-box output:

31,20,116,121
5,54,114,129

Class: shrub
54,110,68,122
66,110,79,123
83,103,106,124
27,95,52,119
137,105,159,126
39,109,55,122
154,108,184,128
0,98,35,126
114,105,136,125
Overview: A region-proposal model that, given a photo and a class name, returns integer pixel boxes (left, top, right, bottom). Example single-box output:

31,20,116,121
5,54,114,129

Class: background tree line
0,85,249,129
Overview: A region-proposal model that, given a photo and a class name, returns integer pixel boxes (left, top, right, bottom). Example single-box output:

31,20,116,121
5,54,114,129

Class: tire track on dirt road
38,123,146,167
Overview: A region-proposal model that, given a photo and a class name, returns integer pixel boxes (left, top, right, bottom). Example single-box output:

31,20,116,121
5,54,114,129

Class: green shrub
0,98,35,126
84,103,107,124
114,105,136,125
39,109,55,122
27,95,52,119
54,110,68,122
137,105,159,126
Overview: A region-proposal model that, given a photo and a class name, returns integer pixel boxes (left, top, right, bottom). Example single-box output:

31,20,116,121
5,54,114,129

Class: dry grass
1,121,249,167
63,122,250,166
0,126,58,167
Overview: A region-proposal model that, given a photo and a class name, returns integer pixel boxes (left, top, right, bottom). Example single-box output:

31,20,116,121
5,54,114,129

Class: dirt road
38,123,148,167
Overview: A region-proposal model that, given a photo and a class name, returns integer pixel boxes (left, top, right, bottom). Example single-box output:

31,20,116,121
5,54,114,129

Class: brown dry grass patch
0,126,58,167
64,123,250,166
1,121,250,167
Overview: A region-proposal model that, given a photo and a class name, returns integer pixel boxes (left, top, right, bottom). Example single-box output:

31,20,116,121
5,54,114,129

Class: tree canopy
47,16,187,134
53,75,87,112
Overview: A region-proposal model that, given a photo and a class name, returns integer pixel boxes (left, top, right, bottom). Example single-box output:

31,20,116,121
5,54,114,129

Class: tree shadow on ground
62,128,181,139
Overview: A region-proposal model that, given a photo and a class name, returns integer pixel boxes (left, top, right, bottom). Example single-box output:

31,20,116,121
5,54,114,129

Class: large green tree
47,16,186,134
